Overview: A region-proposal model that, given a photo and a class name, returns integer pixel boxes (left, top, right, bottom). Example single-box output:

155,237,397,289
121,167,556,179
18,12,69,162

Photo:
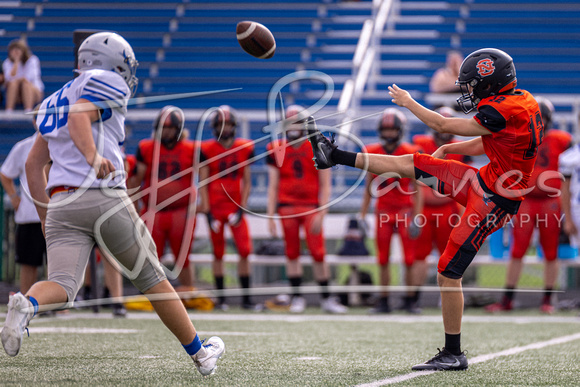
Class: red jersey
474,90,542,201
413,135,471,207
266,140,320,206
365,142,420,212
136,139,197,210
200,138,254,211
527,129,571,198
125,154,137,180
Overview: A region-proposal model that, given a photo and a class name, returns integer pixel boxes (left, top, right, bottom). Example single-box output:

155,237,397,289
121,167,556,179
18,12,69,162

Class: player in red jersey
128,106,197,293
199,105,259,311
412,107,471,313
267,105,347,314
359,108,423,314
308,48,542,370
485,97,571,314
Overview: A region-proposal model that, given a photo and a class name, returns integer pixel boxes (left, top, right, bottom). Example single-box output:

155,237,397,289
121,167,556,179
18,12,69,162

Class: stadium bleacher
0,0,579,200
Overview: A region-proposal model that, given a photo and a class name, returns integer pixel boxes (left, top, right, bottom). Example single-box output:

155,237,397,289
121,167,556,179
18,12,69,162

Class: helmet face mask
211,105,238,141
154,106,185,149
455,48,517,113
378,108,406,147
78,32,139,97
284,105,308,142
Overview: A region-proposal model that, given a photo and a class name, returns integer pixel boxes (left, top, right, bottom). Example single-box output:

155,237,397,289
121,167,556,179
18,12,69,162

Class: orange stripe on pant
414,153,514,279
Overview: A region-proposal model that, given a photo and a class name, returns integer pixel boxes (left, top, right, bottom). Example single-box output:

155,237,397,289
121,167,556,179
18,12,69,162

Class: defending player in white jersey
0,32,224,376
559,144,580,248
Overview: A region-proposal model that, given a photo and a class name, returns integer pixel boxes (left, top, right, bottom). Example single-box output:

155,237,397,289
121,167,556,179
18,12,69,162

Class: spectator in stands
485,97,571,314
429,50,463,94
0,123,46,294
2,39,44,112
266,105,347,314
412,106,471,312
359,108,423,314
128,106,198,298
199,105,259,311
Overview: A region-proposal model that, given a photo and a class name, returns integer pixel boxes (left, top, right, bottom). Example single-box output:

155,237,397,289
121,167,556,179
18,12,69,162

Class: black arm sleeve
475,104,507,133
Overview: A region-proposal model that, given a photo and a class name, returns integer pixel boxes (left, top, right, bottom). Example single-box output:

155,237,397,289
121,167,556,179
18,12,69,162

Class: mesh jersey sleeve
80,72,129,121
474,104,507,132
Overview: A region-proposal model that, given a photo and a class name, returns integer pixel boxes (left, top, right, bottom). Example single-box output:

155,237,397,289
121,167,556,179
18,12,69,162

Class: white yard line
4,312,577,325
28,327,139,334
355,332,580,387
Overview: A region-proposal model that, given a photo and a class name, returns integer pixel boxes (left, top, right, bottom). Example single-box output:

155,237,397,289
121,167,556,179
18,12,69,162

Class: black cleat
242,302,264,312
112,303,127,318
306,117,336,170
368,298,391,314
412,348,468,371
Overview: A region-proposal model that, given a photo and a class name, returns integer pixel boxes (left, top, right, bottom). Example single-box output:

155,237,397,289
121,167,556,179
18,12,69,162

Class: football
236,21,276,59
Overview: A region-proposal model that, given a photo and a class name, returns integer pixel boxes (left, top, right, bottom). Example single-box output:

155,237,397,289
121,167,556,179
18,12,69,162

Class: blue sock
28,296,39,317
182,334,202,356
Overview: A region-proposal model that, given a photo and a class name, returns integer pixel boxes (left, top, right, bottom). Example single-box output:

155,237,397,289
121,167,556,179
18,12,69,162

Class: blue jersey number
39,81,72,134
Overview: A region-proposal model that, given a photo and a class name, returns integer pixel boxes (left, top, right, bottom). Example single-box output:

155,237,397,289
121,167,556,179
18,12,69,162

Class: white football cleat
1,292,34,357
192,336,225,376
289,296,306,314
321,296,348,314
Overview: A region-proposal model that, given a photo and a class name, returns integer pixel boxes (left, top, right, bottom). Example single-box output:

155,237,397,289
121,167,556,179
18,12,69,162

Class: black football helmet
377,108,406,146
456,48,517,113
211,105,238,140
153,105,185,149
535,96,554,131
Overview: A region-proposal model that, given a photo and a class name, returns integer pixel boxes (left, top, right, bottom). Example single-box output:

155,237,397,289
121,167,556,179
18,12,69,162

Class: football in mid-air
236,21,276,59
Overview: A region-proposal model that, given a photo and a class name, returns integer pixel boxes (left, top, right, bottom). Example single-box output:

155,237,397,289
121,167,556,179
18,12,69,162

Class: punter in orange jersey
411,106,472,313
128,106,197,293
359,108,423,314
198,105,259,311
266,105,347,314
486,97,571,314
308,48,543,370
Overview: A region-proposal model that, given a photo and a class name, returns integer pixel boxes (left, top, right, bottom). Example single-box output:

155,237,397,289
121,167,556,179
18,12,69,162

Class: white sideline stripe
355,333,580,387
6,312,579,325
28,327,139,334
197,331,275,336
27,326,270,336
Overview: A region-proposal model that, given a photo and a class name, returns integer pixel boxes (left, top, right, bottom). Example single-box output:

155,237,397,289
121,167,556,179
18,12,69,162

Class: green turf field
1,307,579,386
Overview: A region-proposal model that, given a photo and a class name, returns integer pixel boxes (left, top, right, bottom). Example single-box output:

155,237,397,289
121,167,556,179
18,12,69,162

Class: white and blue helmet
77,32,139,96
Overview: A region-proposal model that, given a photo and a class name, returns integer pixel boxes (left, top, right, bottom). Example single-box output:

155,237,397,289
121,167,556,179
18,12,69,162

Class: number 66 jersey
36,69,129,191
474,89,542,202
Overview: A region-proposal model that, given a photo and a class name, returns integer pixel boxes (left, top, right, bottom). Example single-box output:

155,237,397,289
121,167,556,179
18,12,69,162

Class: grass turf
1,308,579,386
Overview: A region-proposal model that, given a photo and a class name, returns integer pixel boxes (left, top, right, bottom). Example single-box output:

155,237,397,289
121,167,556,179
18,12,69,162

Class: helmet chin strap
161,138,178,149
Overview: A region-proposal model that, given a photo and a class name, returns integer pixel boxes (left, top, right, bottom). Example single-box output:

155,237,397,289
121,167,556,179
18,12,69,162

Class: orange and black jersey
200,138,254,209
135,139,197,210
474,89,542,202
266,140,320,207
365,142,421,211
